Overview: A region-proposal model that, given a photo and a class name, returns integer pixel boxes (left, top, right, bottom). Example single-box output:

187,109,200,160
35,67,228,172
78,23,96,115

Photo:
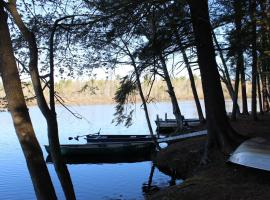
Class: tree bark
259,0,270,112
187,0,245,155
181,49,205,123
133,66,160,149
0,4,57,199
233,0,249,115
159,55,183,130
231,64,240,120
240,63,249,115
6,3,76,199
250,0,257,120
212,31,241,116
212,32,235,102
257,71,263,114
261,74,270,111
268,76,270,103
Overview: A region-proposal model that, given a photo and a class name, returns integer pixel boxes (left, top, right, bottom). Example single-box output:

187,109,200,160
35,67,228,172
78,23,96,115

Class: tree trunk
261,74,270,111
231,64,240,120
240,64,249,114
47,115,77,200
162,7,205,123
46,20,77,200
159,55,183,130
123,41,160,149
0,5,57,199
259,0,270,112
257,72,263,114
181,49,205,123
187,0,245,155
250,0,257,120
268,76,270,103
234,0,249,115
6,3,76,199
212,31,241,115
133,67,160,149
212,32,236,103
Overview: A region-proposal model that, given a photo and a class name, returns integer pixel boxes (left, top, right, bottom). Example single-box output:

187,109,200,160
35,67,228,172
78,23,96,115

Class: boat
46,152,153,164
228,137,270,171
85,134,158,143
155,114,201,134
45,141,156,157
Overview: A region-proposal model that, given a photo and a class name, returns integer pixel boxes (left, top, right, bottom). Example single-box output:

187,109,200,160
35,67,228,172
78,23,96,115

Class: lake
0,100,241,199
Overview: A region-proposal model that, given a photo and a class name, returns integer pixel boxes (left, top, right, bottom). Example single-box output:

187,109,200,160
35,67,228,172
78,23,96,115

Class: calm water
0,100,241,199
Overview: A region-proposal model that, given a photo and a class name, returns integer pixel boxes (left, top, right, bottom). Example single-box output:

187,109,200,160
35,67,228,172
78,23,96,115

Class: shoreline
2,98,204,111
33,97,207,106
1,97,241,111
148,114,270,200
1,78,252,110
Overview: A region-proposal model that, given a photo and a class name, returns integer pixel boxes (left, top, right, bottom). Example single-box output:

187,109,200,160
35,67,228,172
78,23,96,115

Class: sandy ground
147,114,270,200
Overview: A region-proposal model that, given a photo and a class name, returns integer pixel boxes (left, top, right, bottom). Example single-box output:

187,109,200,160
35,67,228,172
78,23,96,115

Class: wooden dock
157,130,207,143
155,113,201,134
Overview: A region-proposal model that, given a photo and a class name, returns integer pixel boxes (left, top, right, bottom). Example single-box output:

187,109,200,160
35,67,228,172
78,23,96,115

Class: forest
0,0,270,199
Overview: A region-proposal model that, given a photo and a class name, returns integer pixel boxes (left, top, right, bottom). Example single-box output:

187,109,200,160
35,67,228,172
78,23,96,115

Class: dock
155,113,201,134
157,130,207,143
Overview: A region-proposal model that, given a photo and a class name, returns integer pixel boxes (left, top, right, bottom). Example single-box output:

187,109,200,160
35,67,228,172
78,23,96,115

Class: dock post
165,113,167,121
156,115,160,135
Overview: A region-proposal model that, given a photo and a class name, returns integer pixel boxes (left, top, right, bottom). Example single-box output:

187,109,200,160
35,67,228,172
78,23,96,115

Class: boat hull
46,152,154,164
45,142,156,157
85,134,156,143
229,137,270,171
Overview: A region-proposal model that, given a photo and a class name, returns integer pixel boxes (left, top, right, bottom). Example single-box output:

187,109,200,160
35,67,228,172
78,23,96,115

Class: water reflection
142,164,156,193
142,164,182,196
46,153,182,199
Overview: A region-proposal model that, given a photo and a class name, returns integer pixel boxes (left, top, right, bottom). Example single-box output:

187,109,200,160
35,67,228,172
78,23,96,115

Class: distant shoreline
0,79,251,109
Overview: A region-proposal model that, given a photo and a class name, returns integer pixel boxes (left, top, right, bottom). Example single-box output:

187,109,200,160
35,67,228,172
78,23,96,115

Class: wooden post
156,114,160,136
